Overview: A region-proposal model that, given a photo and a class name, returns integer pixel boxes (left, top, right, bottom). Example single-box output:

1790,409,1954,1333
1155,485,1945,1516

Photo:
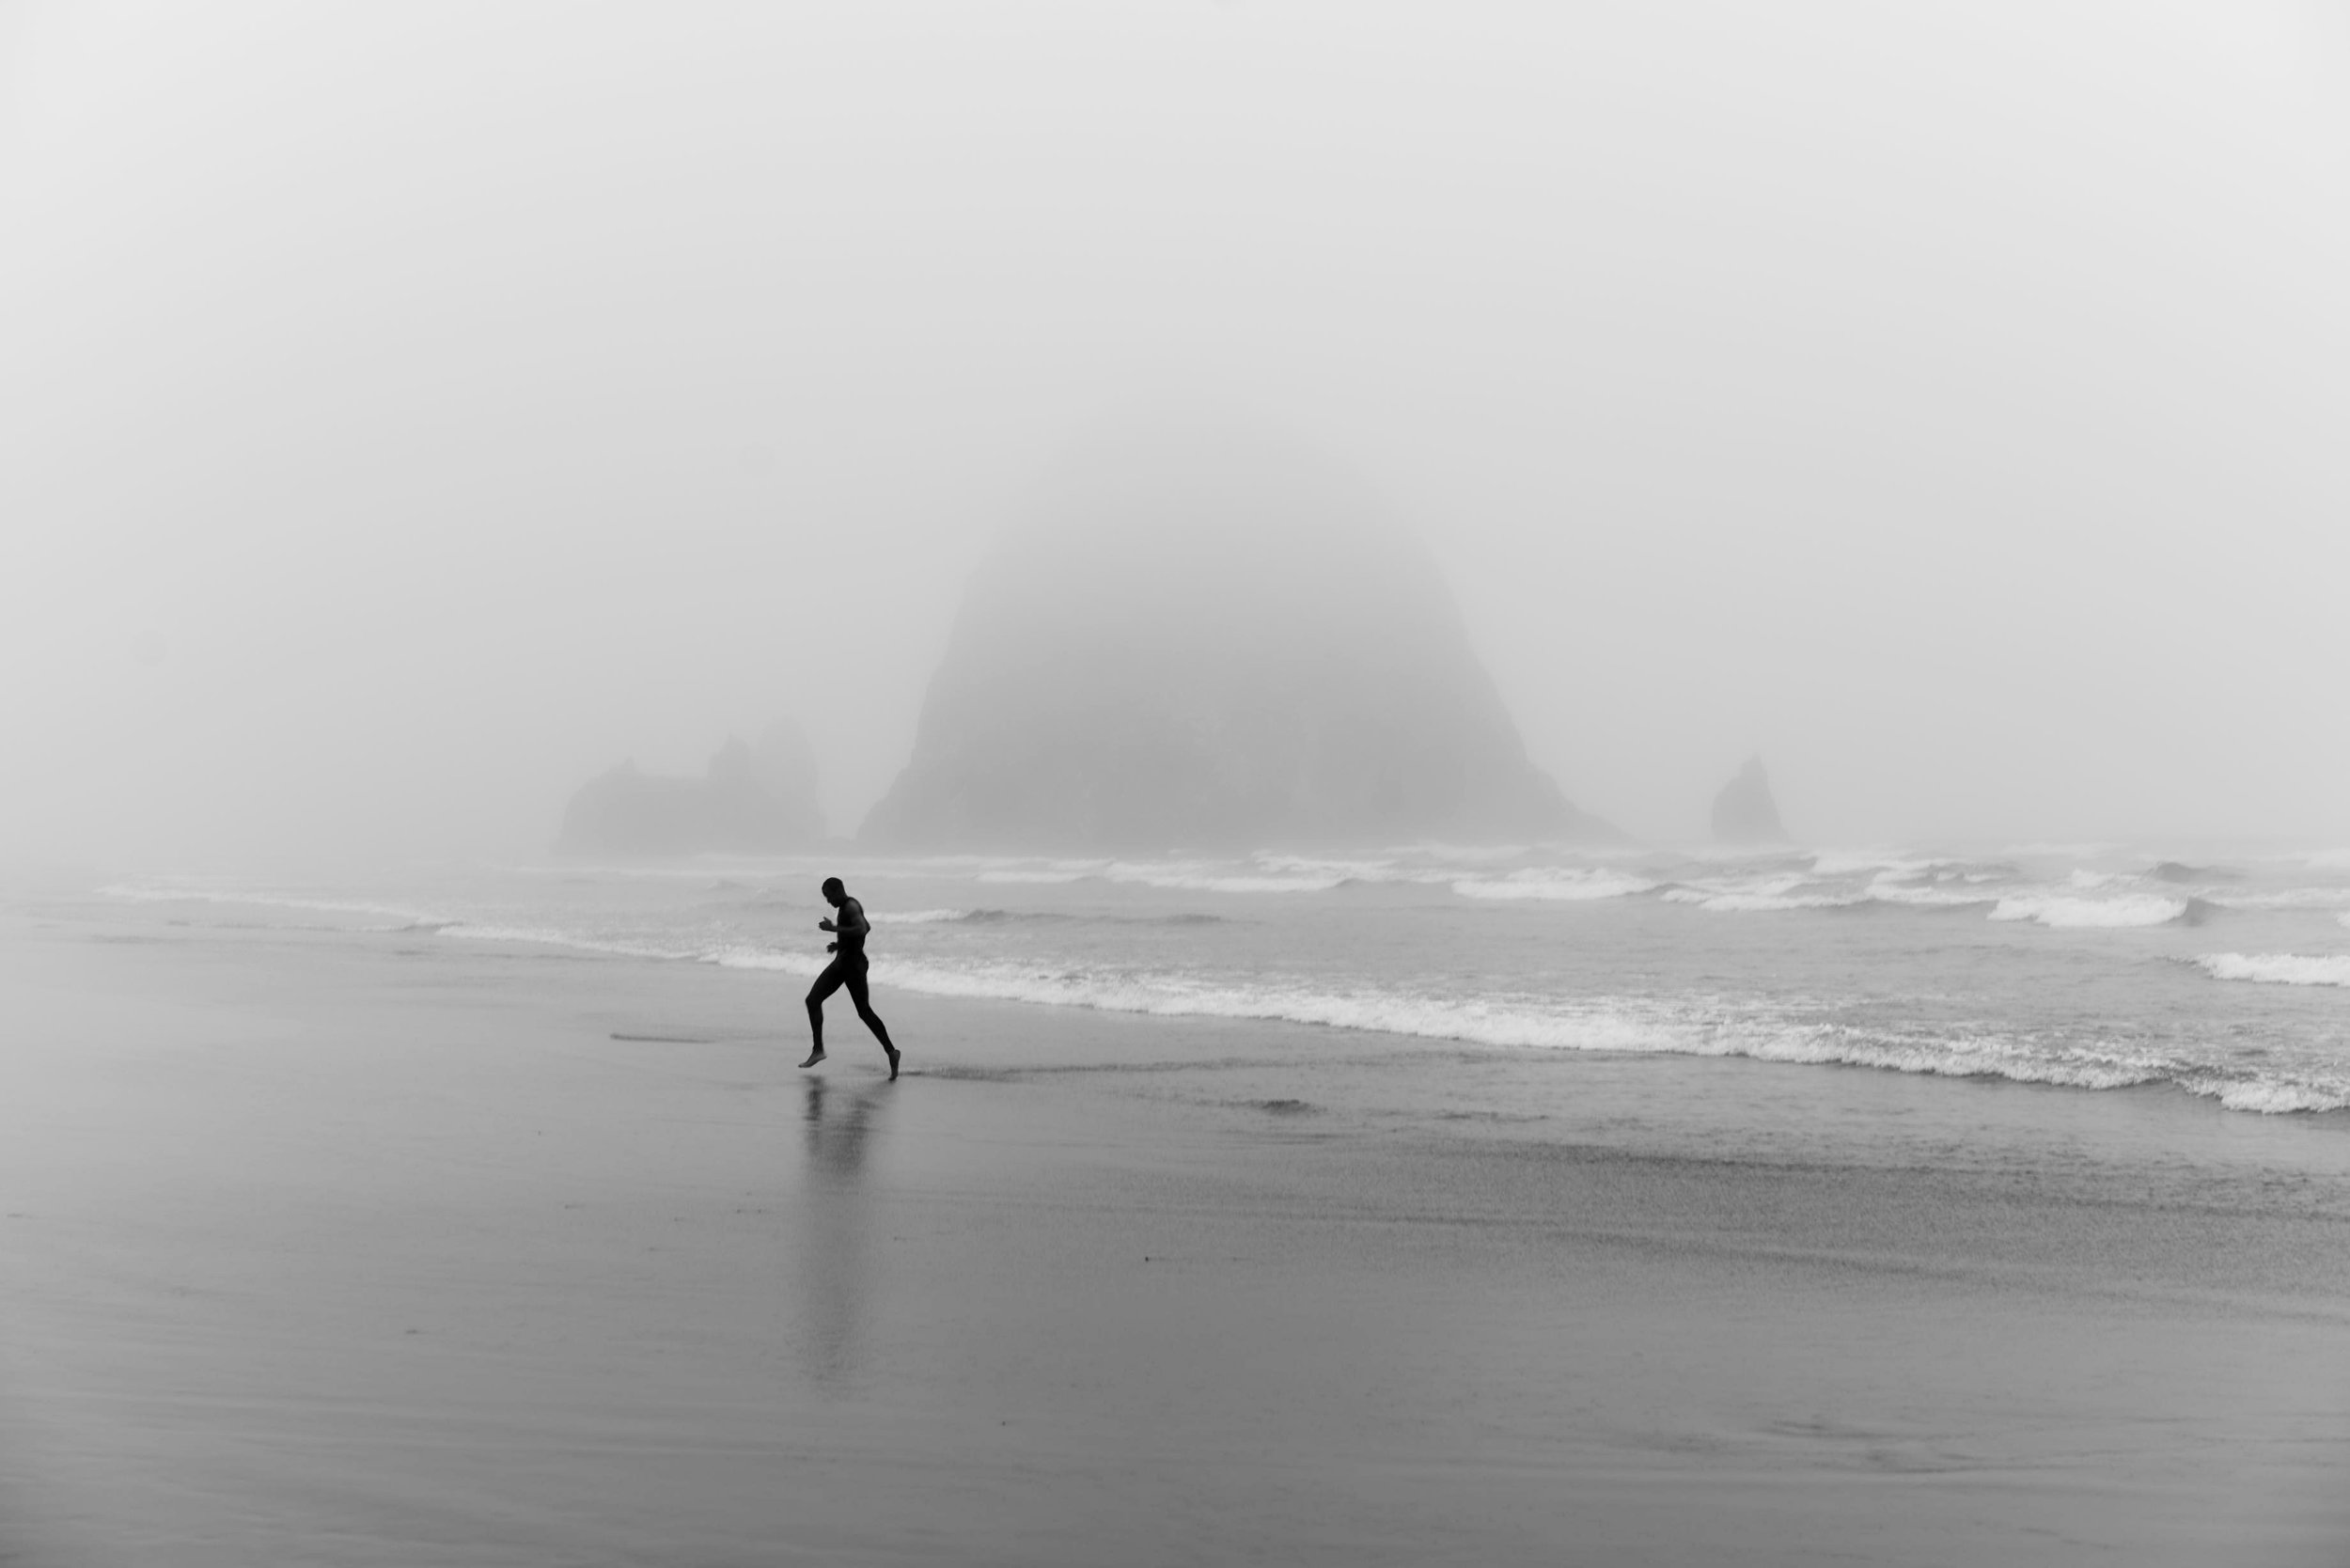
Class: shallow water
88,839,2350,1114
8,884,2350,1567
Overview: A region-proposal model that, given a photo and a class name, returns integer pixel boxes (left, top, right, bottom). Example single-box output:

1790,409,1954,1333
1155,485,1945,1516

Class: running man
800,877,901,1079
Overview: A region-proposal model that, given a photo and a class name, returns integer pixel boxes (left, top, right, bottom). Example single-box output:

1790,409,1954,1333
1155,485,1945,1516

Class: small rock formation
1711,755,1787,844
556,720,825,856
860,427,1613,852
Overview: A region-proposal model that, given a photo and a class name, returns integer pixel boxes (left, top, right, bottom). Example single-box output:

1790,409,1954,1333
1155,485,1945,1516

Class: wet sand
6,905,2350,1565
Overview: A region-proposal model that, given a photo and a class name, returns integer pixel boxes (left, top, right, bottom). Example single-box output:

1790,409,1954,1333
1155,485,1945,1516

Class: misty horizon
6,3,2347,867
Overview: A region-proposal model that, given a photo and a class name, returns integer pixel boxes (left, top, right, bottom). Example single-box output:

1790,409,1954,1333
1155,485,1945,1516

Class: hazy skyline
5,2,2347,862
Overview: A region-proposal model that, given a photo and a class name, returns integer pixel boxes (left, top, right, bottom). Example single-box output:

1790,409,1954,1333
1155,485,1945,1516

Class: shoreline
70,855,2350,1117
7,906,2350,1564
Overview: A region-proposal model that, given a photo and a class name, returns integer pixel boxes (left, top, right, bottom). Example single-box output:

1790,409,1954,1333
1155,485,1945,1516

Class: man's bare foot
885,1044,901,1081
797,1048,825,1069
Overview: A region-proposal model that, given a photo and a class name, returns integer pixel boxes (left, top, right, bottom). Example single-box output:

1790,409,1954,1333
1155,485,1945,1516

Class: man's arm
839,900,872,940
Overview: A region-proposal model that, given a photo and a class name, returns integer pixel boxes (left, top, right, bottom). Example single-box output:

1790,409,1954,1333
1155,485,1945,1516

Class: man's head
821,877,846,907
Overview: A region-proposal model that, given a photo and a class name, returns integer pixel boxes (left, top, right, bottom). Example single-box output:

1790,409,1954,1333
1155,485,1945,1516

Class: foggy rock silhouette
1711,755,1787,844
860,431,1611,852
556,720,824,855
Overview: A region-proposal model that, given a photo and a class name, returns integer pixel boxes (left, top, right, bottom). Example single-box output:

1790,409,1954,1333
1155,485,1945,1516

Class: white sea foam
1661,873,1858,913
1864,877,1995,908
2201,1079,2349,1114
149,889,2346,1115
868,908,971,924
2195,953,2350,988
1690,891,1860,912
1451,870,1658,902
716,946,2341,1109
1988,895,2186,929
101,873,2350,1116
1810,851,1945,877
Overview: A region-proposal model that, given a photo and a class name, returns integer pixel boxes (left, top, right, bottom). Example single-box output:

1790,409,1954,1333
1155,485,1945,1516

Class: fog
5,1,2346,865
863,419,1594,851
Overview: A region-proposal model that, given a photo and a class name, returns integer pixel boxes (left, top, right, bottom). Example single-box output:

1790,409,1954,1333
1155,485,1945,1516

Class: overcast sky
4,1,2346,863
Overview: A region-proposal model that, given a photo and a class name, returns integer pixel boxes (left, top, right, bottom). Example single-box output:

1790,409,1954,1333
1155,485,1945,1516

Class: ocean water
93,841,2350,1114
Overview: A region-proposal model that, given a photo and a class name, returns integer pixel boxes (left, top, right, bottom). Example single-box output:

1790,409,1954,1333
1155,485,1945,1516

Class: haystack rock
860,431,1613,852
1711,755,1787,844
556,719,825,856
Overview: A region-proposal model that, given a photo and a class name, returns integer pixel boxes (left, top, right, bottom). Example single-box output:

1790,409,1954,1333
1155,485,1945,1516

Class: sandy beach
11,3,2348,1560
7,898,2350,1566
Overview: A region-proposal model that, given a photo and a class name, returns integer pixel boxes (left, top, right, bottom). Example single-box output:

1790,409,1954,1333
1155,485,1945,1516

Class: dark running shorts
807,951,871,1009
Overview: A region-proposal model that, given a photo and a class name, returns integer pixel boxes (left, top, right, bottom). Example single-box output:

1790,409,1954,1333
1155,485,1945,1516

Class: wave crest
754,949,2336,1112
1452,870,1658,902
2196,953,2350,988
1988,895,2186,929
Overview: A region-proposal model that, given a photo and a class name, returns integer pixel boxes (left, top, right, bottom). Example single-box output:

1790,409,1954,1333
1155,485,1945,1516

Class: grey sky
4,1,2345,861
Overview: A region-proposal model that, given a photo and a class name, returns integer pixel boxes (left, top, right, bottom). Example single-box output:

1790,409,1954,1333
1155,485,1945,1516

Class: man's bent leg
801,961,848,1068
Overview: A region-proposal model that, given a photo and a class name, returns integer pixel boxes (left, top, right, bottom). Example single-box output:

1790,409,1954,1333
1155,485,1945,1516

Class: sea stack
1711,755,1787,844
556,720,825,855
860,428,1610,852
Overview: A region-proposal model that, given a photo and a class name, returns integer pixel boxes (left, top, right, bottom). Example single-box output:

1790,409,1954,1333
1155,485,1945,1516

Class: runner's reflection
793,1075,885,1387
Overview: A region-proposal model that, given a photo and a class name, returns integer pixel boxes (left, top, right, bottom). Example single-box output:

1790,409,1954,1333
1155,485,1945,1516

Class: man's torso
836,897,869,960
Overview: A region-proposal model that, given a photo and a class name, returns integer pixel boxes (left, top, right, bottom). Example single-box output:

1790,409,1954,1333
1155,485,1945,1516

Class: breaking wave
147,903,2330,1115
2196,953,2350,988
669,942,2350,1112
1988,894,2186,929
1863,878,1996,909
1661,872,1862,913
1452,870,1658,902
95,871,2350,1116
